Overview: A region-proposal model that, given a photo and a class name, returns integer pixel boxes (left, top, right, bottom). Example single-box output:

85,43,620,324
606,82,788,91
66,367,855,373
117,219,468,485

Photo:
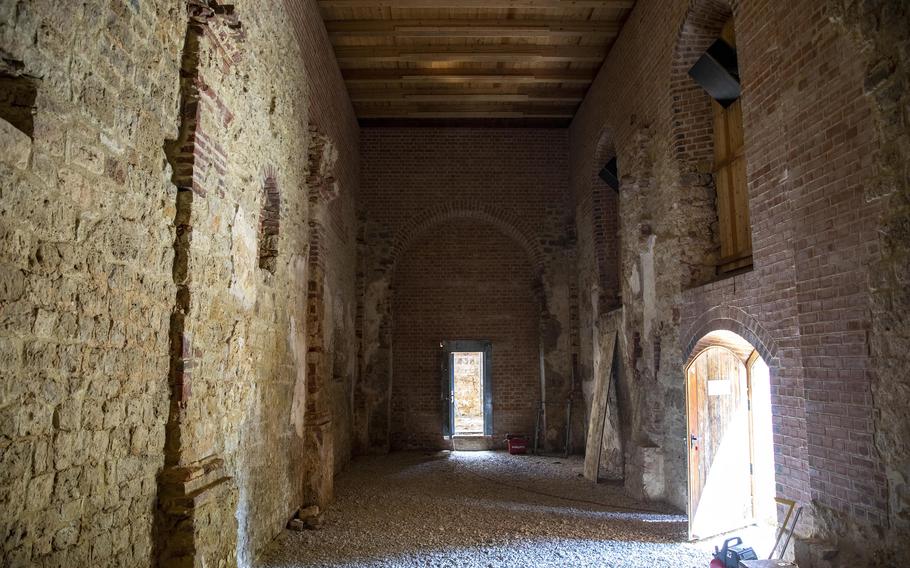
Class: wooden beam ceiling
348,87,587,103
334,45,606,63
317,0,636,125
342,68,597,84
326,19,622,38
321,1,634,8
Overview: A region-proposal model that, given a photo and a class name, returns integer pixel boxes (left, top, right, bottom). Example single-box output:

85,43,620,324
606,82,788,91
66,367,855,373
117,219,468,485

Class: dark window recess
0,72,38,138
688,39,741,108
258,177,280,273
598,156,619,192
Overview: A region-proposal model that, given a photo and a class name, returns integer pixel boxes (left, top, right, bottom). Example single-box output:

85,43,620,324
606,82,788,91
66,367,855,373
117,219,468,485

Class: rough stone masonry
0,0,357,566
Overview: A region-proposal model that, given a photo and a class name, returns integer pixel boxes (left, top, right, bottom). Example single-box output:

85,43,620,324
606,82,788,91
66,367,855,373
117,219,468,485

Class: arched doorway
685,330,775,540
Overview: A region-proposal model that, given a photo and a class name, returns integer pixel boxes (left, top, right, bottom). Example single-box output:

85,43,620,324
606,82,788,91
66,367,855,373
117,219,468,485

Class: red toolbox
506,435,528,455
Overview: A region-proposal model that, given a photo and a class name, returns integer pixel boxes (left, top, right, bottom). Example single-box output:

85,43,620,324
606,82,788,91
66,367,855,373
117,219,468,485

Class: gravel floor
257,451,714,568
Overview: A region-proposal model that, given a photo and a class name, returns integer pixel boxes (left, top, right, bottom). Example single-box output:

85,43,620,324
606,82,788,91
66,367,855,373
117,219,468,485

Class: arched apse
385,201,547,280
389,216,542,450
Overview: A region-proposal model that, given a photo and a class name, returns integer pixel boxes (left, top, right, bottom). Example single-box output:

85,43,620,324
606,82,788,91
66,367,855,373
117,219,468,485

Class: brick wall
357,128,575,453
391,219,539,449
572,0,904,562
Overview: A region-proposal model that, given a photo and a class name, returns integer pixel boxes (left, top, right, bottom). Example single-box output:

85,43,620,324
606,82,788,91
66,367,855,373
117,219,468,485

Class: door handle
690,434,698,449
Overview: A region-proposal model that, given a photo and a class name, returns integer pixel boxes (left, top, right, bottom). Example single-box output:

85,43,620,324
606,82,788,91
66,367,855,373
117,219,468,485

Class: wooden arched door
686,346,753,539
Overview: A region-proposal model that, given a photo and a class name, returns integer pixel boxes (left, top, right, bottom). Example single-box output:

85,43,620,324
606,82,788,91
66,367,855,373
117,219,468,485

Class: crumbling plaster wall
285,0,360,482
571,0,722,508
0,1,358,567
574,142,624,477
572,0,906,565
356,128,576,454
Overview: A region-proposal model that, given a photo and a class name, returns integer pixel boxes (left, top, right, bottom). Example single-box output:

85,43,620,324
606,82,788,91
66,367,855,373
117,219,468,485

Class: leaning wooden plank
583,331,617,483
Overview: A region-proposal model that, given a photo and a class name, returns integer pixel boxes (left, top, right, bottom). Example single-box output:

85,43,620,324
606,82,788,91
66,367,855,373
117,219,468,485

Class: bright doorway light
453,351,484,435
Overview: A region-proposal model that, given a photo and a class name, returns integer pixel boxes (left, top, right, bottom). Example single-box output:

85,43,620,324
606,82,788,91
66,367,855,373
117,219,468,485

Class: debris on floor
258,451,713,567
287,505,324,531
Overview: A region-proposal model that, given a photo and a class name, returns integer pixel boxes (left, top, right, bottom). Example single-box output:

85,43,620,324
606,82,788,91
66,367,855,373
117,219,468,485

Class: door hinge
749,463,753,475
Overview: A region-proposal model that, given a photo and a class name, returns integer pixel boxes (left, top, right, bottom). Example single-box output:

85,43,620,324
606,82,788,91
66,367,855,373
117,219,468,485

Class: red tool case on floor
506,434,528,454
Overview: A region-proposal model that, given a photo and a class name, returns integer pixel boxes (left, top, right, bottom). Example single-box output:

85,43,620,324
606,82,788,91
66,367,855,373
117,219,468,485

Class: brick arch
682,305,779,368
386,202,547,278
590,126,621,309
670,0,736,167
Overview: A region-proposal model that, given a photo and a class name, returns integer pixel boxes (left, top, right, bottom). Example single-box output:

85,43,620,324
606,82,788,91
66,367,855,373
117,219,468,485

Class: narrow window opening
453,351,484,435
259,176,280,273
0,72,38,138
710,19,753,274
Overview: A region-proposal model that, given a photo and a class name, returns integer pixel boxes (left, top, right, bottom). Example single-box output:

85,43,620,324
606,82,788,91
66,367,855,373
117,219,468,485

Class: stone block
0,118,31,170
26,472,54,511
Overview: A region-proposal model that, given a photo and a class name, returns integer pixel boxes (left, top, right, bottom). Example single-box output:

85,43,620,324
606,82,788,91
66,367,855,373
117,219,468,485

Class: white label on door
708,379,732,396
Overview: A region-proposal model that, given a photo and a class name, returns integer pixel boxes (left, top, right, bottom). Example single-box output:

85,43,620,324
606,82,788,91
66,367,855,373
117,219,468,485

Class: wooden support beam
335,45,605,63
353,102,578,114
357,110,576,119
321,0,634,8
348,88,586,103
342,68,596,84
325,19,622,38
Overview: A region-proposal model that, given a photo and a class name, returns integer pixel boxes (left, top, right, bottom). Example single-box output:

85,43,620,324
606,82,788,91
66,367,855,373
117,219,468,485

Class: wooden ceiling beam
325,19,622,38
357,111,576,119
349,88,586,103
342,68,596,84
320,0,633,8
335,45,605,63
353,101,578,111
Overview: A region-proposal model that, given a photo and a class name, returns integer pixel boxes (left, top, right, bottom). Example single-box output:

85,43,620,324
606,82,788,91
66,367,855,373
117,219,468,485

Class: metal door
441,340,492,437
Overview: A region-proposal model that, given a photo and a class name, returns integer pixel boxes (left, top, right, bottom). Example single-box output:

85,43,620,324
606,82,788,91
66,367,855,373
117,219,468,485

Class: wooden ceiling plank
320,1,634,8
348,88,586,102
325,19,621,38
357,111,577,118
355,94,582,103
341,68,596,84
318,0,634,124
353,101,579,111
335,44,605,63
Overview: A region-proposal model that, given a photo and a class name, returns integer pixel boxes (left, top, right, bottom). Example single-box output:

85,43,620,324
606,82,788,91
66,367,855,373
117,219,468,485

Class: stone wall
356,128,576,454
285,0,361,483
0,0,358,566
571,0,907,564
0,2,183,565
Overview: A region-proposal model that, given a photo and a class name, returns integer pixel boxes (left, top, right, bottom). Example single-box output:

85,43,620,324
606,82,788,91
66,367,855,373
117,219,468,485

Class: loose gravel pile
257,451,714,568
